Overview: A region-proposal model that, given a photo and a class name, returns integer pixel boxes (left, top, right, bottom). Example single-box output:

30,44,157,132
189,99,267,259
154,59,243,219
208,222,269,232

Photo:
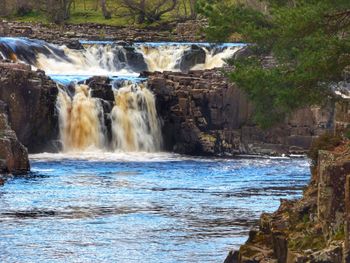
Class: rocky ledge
0,100,29,174
144,69,333,156
0,62,337,157
0,61,58,153
0,20,207,46
225,141,350,263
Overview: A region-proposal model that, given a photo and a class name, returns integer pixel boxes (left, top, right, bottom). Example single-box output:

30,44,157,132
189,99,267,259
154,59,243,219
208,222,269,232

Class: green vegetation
198,0,350,127
288,232,326,251
1,0,197,26
333,225,345,240
344,124,350,140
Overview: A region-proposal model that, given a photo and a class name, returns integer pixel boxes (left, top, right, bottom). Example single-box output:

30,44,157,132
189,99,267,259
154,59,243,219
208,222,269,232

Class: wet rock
0,61,58,153
65,40,84,50
233,46,254,60
0,100,29,174
87,76,114,102
124,47,148,72
178,45,206,72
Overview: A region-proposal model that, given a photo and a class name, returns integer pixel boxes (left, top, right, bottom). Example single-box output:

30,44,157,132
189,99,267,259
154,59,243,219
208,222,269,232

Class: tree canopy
198,0,350,127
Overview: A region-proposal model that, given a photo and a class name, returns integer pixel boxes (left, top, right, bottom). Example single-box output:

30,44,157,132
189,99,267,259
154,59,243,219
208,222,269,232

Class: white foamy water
56,81,162,153
29,151,184,162
36,46,137,76
192,46,242,70
0,38,244,75
111,82,162,152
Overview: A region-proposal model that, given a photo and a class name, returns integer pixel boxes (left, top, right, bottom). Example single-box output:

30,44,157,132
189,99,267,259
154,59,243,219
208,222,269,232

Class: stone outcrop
0,61,59,153
0,100,29,174
225,142,350,263
0,20,208,46
144,69,333,156
178,44,206,72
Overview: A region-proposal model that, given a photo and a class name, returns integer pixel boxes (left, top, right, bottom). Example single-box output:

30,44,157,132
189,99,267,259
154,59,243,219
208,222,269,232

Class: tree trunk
189,0,196,19
137,0,146,24
100,0,111,19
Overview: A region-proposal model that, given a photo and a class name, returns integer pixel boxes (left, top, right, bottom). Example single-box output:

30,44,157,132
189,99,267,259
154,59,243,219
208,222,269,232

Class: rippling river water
0,153,310,263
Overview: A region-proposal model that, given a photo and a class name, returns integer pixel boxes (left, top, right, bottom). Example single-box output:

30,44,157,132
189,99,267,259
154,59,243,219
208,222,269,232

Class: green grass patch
5,0,192,27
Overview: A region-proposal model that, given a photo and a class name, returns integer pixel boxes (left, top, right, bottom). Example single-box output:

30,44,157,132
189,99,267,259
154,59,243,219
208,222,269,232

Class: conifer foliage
198,0,350,127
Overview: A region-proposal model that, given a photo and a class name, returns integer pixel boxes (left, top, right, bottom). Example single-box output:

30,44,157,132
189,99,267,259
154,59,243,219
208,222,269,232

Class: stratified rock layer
145,69,333,156
225,142,350,263
0,100,29,174
0,61,58,153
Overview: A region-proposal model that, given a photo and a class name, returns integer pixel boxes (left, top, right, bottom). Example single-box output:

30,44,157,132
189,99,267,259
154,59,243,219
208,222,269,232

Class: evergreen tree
198,0,350,127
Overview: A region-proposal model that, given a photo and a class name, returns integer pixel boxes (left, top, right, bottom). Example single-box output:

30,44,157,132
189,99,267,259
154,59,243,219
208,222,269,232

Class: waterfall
56,82,162,153
36,45,136,76
0,37,244,153
136,45,188,72
191,46,243,70
0,38,244,74
111,82,162,152
57,84,105,152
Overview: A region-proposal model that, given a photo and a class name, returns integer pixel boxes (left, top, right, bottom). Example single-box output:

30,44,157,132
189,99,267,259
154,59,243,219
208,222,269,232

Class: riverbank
226,140,350,263
0,19,208,45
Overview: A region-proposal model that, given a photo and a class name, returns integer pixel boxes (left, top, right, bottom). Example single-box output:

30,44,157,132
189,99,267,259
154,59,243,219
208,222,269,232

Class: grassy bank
4,0,190,27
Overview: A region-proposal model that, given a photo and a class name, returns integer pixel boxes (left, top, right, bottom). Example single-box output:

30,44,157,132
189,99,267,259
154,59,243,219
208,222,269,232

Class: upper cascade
0,38,244,76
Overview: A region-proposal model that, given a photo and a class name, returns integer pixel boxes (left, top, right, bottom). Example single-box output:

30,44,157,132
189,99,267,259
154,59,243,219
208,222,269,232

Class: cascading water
136,44,189,72
0,37,244,153
56,81,162,153
0,38,244,75
111,82,162,152
57,84,105,152
136,43,243,72
192,46,243,70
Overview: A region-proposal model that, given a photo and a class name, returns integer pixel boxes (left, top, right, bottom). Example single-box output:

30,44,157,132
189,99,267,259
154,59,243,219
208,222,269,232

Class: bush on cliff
198,0,350,128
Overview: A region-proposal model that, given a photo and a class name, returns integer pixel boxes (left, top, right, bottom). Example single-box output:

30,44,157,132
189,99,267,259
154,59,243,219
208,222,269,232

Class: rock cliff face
144,69,333,156
0,61,336,157
225,142,350,263
0,61,58,153
0,100,29,174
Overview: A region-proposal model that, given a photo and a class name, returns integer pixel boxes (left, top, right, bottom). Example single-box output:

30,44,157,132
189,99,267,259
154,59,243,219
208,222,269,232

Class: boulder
0,100,29,174
178,45,206,72
232,46,254,60
112,46,148,72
